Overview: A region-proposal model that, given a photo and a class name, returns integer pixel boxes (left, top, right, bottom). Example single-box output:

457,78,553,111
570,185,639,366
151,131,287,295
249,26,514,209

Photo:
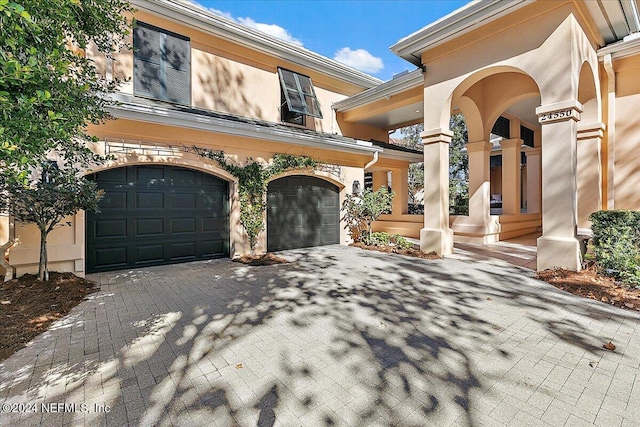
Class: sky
194,1,470,81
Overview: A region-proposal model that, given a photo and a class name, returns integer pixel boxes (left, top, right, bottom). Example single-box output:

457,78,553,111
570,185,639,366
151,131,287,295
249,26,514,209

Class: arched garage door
86,165,229,272
267,176,340,252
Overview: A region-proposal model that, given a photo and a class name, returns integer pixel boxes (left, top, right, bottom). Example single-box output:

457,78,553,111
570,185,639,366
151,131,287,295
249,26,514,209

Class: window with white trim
134,22,190,104
278,68,323,125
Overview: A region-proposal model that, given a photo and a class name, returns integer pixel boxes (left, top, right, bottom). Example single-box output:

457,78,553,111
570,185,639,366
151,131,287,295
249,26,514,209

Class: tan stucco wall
88,10,371,138
612,54,640,210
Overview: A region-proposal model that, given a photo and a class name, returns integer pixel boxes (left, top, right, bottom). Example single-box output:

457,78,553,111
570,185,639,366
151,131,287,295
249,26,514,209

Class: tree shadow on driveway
1,245,639,426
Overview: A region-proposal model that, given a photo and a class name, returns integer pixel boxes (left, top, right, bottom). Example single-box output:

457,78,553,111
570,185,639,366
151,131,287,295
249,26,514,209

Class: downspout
603,53,615,209
364,151,379,170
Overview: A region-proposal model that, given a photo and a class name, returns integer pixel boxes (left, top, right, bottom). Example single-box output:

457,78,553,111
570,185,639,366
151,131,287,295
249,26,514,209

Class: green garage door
267,176,340,252
86,166,229,272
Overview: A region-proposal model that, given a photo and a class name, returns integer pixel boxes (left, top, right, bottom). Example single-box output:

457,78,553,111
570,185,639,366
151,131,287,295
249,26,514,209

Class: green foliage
590,210,640,286
0,0,131,280
0,0,133,182
341,187,394,244
193,148,318,254
363,232,413,250
449,114,469,215
399,114,469,215
1,166,103,280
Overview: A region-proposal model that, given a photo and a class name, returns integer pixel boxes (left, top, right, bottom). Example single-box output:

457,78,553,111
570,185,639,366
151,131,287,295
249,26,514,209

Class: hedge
589,210,640,286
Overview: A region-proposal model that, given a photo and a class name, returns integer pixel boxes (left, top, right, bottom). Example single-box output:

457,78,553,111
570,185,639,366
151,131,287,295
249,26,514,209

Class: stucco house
1,0,639,276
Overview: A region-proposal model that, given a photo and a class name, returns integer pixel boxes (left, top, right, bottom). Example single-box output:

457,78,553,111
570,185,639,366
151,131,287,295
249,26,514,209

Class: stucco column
500,139,522,216
524,147,541,214
391,168,408,215
420,128,454,255
535,100,583,271
458,140,499,242
371,170,387,192
576,122,605,228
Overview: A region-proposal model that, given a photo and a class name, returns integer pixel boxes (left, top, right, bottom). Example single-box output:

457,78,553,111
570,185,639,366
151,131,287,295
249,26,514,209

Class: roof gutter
108,95,383,156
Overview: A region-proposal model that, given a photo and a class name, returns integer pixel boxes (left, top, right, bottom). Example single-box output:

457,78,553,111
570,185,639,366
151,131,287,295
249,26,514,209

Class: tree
399,115,469,215
449,114,469,215
0,0,133,181
0,0,133,280
4,165,103,280
400,124,425,207
341,187,394,244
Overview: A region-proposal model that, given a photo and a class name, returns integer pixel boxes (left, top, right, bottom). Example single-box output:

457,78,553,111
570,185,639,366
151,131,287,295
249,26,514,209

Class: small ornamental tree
1,166,103,281
341,187,394,244
192,148,318,254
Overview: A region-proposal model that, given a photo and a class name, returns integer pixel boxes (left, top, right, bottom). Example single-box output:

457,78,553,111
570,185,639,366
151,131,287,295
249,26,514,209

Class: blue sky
195,1,469,81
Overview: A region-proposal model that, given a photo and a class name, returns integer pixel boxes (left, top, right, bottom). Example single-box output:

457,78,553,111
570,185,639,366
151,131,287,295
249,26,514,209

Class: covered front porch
334,1,610,272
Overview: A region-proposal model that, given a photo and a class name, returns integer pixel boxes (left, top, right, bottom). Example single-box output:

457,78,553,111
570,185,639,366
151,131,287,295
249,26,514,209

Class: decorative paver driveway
1,246,639,427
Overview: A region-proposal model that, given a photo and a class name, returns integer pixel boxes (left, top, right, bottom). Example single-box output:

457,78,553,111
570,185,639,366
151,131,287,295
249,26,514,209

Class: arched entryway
267,175,340,252
86,165,229,272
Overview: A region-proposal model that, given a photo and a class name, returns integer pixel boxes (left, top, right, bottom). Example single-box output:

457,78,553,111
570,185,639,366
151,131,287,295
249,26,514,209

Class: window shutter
134,25,163,99
134,22,190,105
278,68,323,119
165,34,190,104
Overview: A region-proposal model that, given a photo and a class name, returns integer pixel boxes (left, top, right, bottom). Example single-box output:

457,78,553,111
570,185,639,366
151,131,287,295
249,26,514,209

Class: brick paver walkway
1,246,639,426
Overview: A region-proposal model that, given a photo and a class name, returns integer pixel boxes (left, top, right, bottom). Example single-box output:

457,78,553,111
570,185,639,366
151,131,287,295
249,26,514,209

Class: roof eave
107,94,383,156
390,0,532,66
131,0,383,88
332,69,424,112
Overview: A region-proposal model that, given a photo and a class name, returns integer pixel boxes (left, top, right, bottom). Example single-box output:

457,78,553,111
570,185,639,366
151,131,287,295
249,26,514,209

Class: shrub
341,187,394,244
362,232,414,250
589,210,640,286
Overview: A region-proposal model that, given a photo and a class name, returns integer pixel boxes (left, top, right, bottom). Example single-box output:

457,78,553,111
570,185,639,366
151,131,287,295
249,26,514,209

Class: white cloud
238,17,304,47
207,7,234,20
333,47,384,73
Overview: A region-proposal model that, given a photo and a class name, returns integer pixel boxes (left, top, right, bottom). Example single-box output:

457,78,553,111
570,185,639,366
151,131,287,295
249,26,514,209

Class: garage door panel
136,218,164,236
172,192,197,209
173,169,196,185
100,191,128,209
93,247,128,268
95,219,128,238
171,242,196,260
87,165,229,272
136,192,164,209
136,166,164,183
171,217,196,234
136,244,164,263
267,176,339,252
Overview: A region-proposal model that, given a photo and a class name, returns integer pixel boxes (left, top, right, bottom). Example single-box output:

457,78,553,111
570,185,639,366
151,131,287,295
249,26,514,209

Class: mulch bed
232,252,289,266
351,242,441,259
536,267,640,312
0,272,98,361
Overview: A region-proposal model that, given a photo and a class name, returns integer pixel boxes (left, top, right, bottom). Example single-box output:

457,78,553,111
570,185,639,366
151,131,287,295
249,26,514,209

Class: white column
500,139,522,216
524,147,541,214
420,128,454,255
536,100,583,271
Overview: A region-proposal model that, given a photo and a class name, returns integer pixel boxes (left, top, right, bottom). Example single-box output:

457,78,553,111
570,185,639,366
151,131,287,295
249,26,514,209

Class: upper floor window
278,68,322,125
134,22,190,105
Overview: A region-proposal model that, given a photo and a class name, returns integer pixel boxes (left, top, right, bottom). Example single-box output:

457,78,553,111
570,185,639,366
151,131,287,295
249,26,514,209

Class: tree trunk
38,228,49,281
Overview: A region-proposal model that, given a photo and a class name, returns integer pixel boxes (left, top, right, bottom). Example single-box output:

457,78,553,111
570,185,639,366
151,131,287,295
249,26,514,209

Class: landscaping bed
536,267,640,312
0,272,98,361
232,253,289,266
351,242,440,259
